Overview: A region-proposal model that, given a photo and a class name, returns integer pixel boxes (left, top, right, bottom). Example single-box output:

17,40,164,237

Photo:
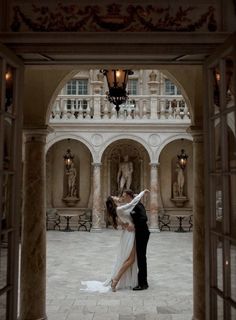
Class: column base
90,227,103,233
19,315,47,320
149,227,160,233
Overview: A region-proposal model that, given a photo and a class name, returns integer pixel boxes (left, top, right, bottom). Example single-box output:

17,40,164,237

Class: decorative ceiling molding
10,3,218,32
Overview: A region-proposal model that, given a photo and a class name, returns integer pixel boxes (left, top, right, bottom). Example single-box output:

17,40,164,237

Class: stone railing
50,94,190,122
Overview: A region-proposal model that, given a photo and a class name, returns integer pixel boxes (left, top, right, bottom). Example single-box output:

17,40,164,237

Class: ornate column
149,163,160,232
91,162,103,231
189,126,205,320
20,127,50,320
107,158,111,196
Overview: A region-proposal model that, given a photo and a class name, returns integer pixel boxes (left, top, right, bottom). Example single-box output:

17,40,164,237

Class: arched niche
101,138,150,226
46,138,92,209
159,138,193,211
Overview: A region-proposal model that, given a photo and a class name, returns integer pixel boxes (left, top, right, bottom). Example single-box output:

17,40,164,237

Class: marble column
19,128,49,320
149,163,160,232
190,126,205,320
91,162,103,232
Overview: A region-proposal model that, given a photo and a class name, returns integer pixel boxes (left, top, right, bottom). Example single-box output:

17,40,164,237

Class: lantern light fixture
100,69,133,113
63,148,74,170
177,149,188,170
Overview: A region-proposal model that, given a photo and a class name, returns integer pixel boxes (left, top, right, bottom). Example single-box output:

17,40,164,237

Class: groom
122,189,150,290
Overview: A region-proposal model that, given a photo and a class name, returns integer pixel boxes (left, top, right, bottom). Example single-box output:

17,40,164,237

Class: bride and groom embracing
81,189,150,293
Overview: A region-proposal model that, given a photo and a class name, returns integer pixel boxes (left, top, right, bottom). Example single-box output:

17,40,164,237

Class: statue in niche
117,155,133,194
66,162,77,197
171,162,188,207
63,161,79,207
149,70,157,81
176,163,184,197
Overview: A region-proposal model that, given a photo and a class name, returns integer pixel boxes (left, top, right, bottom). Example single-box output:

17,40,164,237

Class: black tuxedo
130,201,150,287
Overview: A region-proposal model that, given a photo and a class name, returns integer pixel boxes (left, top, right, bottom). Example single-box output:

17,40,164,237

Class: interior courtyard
0,1,236,320
46,230,193,320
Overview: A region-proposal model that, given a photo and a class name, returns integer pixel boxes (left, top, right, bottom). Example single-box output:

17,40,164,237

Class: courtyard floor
46,229,193,320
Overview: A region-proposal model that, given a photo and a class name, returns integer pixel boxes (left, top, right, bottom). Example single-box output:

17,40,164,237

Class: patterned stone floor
46,229,193,320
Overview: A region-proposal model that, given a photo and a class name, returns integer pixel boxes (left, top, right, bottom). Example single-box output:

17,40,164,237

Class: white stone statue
117,155,133,193
176,163,185,197
66,162,77,197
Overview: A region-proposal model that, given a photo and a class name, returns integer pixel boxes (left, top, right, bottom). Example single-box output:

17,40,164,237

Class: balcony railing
50,94,190,122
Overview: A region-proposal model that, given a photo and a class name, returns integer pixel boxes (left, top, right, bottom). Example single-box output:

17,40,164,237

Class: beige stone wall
46,139,92,208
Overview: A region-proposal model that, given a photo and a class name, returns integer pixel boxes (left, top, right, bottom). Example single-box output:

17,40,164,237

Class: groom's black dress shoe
133,284,149,291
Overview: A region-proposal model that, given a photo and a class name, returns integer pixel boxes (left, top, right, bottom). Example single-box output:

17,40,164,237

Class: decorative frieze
10,2,218,32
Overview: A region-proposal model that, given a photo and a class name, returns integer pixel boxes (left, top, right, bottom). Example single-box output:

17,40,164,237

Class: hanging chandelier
100,69,133,112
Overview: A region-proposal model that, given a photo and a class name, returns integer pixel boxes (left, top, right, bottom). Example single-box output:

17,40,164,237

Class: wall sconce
5,66,14,111
177,149,188,170
5,70,12,81
100,69,133,113
63,148,74,170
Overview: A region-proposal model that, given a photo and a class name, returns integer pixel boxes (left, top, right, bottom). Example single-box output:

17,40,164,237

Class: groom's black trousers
135,226,150,286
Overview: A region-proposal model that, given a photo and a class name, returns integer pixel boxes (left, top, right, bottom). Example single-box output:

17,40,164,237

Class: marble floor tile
46,230,193,320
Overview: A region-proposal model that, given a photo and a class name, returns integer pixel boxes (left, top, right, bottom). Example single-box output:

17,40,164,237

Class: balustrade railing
50,94,190,122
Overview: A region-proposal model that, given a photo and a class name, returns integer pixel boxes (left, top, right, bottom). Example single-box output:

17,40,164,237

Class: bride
80,189,150,293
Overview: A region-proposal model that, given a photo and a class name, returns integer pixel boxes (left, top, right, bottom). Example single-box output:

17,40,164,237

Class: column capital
187,125,204,142
24,125,54,143
149,162,159,168
187,125,203,136
92,162,102,168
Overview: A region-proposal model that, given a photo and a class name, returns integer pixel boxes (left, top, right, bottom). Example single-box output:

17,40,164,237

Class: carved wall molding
10,2,218,32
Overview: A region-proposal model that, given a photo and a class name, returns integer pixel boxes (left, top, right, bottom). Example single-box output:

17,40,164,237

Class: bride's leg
112,243,136,289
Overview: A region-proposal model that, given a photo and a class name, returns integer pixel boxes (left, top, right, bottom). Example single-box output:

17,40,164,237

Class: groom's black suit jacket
130,202,148,231
130,201,150,286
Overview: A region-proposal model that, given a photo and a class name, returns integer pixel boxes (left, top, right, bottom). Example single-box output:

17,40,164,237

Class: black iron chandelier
177,149,188,170
100,69,133,112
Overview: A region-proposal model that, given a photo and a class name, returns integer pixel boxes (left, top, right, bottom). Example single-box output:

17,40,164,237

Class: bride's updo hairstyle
106,196,118,229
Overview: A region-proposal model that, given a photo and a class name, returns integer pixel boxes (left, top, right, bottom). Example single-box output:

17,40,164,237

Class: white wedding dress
80,190,146,293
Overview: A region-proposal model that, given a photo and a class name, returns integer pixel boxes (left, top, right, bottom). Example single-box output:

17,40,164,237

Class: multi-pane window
66,79,88,95
165,79,181,95
66,79,88,113
206,52,236,319
67,80,77,95
0,55,22,320
67,99,87,110
128,79,138,95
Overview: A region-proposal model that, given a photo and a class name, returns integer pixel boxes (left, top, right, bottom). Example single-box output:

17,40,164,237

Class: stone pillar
92,80,103,120
189,126,205,320
19,128,49,320
91,162,103,231
157,164,165,214
149,163,160,232
148,73,158,120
